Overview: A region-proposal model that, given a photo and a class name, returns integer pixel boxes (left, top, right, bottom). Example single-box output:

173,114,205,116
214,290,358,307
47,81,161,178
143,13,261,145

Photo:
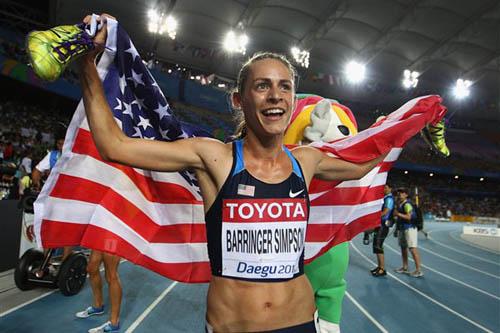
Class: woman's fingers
100,13,116,21
82,13,116,25
82,15,92,24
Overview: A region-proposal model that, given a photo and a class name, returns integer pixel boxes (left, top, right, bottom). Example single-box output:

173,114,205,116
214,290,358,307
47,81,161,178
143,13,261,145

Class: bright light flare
148,10,177,39
344,61,366,84
223,31,248,55
402,69,419,88
291,47,310,68
453,79,472,99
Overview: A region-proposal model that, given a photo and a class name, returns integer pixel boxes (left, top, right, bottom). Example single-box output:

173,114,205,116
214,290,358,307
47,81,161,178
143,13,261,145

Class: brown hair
231,52,297,140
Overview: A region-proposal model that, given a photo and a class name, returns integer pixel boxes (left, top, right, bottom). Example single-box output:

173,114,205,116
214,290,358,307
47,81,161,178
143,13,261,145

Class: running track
1,222,499,332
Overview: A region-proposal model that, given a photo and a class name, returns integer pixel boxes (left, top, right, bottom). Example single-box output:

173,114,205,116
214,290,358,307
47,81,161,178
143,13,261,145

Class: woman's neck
243,132,283,161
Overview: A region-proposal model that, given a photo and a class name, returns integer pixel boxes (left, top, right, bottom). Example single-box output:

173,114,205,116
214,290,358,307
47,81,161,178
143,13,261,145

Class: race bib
221,198,308,279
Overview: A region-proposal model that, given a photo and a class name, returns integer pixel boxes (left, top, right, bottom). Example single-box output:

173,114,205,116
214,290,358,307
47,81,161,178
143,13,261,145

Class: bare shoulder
192,137,232,159
290,145,323,163
290,145,323,185
188,137,233,177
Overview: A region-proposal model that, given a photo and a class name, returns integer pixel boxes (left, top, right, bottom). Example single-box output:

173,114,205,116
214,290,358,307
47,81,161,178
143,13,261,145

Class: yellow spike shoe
421,119,450,157
26,24,94,82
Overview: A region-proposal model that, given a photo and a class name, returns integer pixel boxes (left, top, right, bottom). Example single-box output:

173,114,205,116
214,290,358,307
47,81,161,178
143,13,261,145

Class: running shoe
76,305,105,318
372,269,387,277
370,266,380,274
362,234,370,245
26,24,94,82
421,120,450,157
88,321,120,333
410,270,424,278
394,267,409,274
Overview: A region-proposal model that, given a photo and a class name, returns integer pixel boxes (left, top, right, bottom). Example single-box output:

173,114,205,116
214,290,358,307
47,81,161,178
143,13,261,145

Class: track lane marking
351,242,494,333
417,246,499,279
345,291,389,333
125,281,178,333
426,231,500,266
384,244,500,300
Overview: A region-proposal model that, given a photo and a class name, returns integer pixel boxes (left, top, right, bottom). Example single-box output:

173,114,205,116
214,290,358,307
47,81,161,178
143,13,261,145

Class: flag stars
122,102,134,117
119,74,127,96
133,96,147,109
154,104,170,119
131,69,144,87
137,115,153,130
176,131,189,139
125,45,139,61
186,172,197,183
159,128,170,139
114,98,122,110
131,127,142,138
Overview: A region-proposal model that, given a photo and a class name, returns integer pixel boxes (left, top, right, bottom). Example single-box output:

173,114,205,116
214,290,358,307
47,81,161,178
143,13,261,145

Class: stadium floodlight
218,83,226,88
291,47,310,68
454,175,459,179
480,177,484,181
453,79,472,99
429,173,434,177
148,10,178,39
404,170,408,174
344,60,366,84
223,30,248,55
402,69,419,88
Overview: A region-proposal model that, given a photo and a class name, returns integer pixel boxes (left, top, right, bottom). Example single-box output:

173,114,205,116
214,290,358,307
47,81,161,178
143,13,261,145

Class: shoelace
52,27,94,63
429,123,444,140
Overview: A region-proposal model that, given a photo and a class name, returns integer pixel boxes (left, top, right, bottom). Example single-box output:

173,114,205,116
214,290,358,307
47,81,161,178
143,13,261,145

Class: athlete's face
56,138,64,151
235,59,295,137
397,191,408,201
384,185,391,195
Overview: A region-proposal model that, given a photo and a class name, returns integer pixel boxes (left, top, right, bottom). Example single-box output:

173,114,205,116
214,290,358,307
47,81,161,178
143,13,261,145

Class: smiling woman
28,12,388,332
76,28,386,329
231,52,298,140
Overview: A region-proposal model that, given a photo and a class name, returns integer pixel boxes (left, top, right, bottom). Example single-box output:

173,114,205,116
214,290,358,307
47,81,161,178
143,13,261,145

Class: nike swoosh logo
289,189,305,198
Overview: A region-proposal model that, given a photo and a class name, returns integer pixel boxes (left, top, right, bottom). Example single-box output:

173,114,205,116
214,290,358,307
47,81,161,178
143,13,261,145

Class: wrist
78,53,97,69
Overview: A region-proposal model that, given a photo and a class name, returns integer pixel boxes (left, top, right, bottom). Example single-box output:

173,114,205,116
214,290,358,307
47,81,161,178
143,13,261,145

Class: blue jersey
205,140,309,282
397,200,416,230
381,193,394,226
49,150,61,169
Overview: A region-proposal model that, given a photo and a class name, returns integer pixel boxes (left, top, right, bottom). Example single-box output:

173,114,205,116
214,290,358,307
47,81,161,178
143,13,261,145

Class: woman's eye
256,82,268,89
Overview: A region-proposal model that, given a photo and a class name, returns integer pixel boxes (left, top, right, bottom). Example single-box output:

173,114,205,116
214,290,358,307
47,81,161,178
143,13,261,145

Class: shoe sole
76,311,105,318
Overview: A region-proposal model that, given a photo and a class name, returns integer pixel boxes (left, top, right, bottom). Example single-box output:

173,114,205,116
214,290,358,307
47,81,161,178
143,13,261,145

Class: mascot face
283,94,358,145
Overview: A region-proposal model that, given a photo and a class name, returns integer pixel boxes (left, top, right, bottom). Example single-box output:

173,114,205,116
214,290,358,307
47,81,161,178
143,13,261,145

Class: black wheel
21,192,38,214
57,252,87,296
14,249,44,291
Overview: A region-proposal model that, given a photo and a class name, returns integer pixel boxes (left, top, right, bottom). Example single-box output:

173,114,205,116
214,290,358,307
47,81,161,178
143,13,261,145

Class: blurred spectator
388,172,500,218
19,149,32,176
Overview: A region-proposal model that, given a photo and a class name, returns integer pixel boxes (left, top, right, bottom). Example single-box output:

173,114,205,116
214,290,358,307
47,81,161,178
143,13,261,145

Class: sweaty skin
78,14,385,331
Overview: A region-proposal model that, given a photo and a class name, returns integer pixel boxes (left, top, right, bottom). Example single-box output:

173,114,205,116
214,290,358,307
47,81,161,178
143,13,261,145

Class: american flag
34,19,446,282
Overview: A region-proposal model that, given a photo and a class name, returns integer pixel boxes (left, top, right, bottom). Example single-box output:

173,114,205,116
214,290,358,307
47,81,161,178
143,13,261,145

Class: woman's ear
231,91,242,110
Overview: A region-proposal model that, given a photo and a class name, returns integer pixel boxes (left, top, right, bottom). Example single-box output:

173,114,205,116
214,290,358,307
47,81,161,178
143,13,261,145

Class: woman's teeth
262,108,284,116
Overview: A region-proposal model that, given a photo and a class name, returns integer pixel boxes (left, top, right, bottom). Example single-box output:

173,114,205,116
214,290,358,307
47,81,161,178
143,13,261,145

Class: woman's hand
81,13,115,62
